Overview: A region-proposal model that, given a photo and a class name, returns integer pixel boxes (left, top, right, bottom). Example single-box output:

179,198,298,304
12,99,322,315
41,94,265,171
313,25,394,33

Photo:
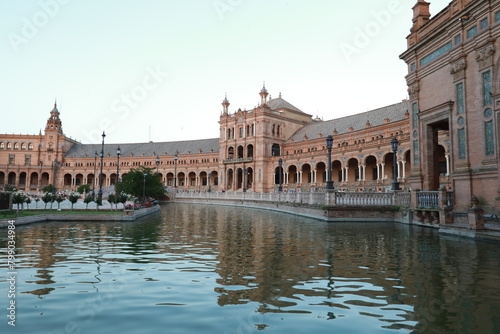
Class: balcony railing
176,190,413,207
223,157,253,164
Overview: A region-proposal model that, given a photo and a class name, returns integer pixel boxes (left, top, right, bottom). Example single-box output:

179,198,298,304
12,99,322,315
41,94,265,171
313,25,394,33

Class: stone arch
8,172,16,186
64,174,72,187
75,173,84,186
288,165,297,184
188,172,196,187
237,145,244,159
178,172,185,187
30,172,39,187
247,144,254,158
226,168,233,190
302,163,312,183
332,160,342,182
347,158,359,181
316,162,326,183
364,155,378,181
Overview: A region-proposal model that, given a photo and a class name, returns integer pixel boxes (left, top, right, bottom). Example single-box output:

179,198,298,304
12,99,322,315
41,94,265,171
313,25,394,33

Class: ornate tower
259,83,268,106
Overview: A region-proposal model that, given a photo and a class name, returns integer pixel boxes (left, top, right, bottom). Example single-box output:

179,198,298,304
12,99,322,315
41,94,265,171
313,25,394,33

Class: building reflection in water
1,203,499,332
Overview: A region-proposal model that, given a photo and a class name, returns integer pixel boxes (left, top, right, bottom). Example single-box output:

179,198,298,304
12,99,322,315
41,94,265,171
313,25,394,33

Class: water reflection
0,203,499,333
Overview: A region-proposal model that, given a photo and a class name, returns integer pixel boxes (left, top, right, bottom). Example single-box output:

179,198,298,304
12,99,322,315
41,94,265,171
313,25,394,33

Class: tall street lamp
116,146,121,184
143,173,147,205
174,153,178,189
391,137,401,191
278,158,283,192
156,155,160,174
92,151,98,199
243,167,247,192
326,135,334,190
98,131,105,202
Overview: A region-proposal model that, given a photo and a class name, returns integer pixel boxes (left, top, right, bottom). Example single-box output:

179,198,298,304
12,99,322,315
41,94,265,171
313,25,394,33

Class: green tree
77,184,91,194
68,192,80,210
42,184,55,193
4,185,16,192
84,194,93,209
42,193,53,210
25,197,31,210
55,194,65,210
34,197,40,209
115,167,165,204
12,192,27,214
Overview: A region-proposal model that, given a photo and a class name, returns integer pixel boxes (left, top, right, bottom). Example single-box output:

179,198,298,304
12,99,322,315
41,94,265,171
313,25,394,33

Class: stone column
381,163,385,180
401,161,406,179
345,167,349,182
445,155,450,176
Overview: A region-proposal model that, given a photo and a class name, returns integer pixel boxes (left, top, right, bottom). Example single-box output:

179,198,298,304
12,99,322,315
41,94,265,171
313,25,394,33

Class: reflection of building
0,0,498,213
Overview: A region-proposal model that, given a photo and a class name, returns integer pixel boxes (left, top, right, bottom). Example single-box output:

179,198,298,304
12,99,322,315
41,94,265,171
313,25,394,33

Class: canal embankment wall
174,197,404,223
0,205,161,228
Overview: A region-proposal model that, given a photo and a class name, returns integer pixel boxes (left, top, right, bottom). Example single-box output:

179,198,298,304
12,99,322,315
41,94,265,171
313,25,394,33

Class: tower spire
222,93,230,114
259,82,269,106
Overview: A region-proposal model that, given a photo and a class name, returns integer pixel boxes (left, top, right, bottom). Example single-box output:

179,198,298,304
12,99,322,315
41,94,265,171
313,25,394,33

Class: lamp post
156,155,160,174
116,146,121,184
98,131,105,202
143,173,147,205
278,158,283,192
243,167,247,192
326,135,334,190
391,137,401,191
174,154,178,189
92,151,98,199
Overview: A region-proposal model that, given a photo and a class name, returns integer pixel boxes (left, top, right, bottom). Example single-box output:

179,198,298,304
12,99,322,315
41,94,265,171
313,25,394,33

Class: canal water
1,203,499,334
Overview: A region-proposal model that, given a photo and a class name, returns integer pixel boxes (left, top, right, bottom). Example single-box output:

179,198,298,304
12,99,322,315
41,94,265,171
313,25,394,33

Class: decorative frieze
475,44,496,70
407,81,420,100
450,58,467,81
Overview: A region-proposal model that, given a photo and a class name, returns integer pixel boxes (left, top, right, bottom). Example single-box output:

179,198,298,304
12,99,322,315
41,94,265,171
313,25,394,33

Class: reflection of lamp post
243,167,247,192
93,151,98,199
116,146,121,184
98,131,105,202
278,158,283,192
391,137,401,191
326,135,334,190
174,154,178,189
143,173,147,205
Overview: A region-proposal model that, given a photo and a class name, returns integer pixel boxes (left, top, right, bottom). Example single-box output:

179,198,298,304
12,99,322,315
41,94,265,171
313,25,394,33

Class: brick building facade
0,0,498,213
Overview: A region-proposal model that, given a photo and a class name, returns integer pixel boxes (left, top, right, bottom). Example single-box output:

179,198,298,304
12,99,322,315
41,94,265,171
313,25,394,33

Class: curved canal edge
174,198,500,243
0,205,161,228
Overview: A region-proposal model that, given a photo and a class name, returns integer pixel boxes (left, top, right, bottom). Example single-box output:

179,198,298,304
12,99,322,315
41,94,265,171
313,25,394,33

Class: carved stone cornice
450,58,467,81
407,81,420,100
475,43,496,70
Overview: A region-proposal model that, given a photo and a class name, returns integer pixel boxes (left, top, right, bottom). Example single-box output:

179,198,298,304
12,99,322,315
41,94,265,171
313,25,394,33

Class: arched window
271,143,280,156
13,143,19,150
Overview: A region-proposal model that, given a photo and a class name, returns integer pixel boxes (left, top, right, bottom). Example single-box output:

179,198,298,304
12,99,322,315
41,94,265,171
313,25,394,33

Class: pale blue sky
0,0,450,144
